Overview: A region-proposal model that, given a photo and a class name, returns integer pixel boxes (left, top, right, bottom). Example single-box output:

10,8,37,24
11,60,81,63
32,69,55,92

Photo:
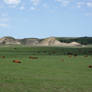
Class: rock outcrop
0,36,21,45
20,38,40,45
39,37,64,46
38,37,81,46
0,36,81,47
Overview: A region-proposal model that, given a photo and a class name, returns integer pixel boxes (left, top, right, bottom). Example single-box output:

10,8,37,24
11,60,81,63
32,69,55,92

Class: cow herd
0,55,39,64
0,54,92,68
61,54,92,69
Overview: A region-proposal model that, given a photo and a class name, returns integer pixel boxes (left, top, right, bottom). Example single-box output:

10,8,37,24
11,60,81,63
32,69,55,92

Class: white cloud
30,6,36,10
42,4,49,9
56,0,92,8
87,2,92,7
76,2,85,8
56,0,72,6
0,23,8,27
31,0,40,6
4,0,21,5
76,1,92,8
19,5,25,10
1,0,92,16
61,1,70,6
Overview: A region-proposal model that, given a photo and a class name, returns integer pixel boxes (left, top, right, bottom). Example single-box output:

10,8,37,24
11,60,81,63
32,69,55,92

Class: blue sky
0,0,92,38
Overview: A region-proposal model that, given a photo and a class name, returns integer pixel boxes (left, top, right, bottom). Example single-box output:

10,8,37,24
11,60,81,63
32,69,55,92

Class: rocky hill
0,36,21,45
0,36,81,47
56,37,92,45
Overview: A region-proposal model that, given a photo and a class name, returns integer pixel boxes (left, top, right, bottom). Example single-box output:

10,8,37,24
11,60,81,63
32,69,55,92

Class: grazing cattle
29,56,38,59
88,65,92,68
2,56,5,58
13,60,21,63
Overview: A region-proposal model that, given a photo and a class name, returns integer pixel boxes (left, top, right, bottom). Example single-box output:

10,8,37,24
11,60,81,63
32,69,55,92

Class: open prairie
0,46,92,92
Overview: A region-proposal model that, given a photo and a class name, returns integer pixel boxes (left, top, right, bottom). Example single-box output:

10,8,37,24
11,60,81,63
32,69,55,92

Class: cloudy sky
0,0,92,38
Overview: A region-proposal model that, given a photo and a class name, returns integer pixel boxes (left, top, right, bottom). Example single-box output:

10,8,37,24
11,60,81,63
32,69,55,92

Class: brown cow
13,60,21,63
1,56,5,59
88,65,92,68
29,56,38,59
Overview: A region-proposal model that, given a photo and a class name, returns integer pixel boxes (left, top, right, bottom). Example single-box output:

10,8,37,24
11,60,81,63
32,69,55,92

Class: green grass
0,46,92,55
0,47,92,92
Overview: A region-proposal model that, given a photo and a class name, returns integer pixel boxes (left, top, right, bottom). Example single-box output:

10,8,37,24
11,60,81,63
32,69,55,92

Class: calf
13,60,21,63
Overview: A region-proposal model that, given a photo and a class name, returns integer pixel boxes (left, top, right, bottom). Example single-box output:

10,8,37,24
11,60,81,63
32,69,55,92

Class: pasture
0,46,92,92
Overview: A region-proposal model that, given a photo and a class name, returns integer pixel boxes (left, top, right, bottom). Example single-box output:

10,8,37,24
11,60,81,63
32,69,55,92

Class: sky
0,0,92,38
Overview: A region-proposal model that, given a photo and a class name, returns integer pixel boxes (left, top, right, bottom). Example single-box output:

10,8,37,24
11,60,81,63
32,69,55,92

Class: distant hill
0,36,21,45
0,36,91,46
56,37,92,45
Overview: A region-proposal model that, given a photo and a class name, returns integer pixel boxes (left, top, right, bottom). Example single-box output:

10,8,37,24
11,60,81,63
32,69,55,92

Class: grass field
0,46,92,92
